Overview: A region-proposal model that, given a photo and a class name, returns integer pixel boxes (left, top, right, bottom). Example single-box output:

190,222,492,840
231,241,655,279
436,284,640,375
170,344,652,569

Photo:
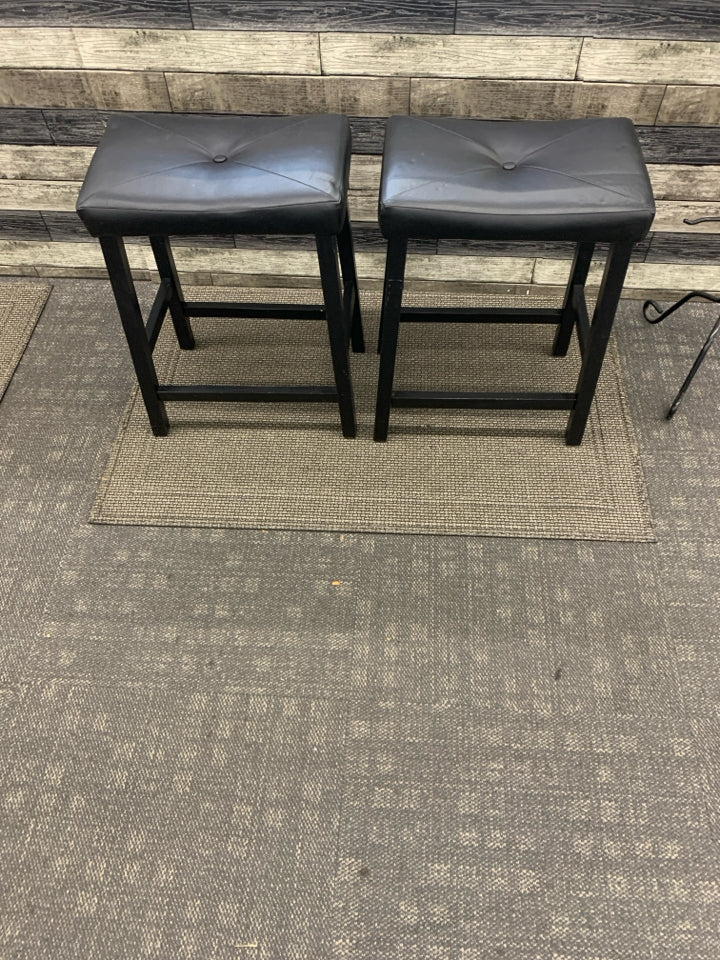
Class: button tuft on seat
76,112,352,237
379,116,655,242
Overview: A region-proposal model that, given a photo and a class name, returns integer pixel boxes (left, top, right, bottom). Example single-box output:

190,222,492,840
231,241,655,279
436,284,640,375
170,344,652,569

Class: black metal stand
643,291,720,419
373,238,634,445
100,213,364,438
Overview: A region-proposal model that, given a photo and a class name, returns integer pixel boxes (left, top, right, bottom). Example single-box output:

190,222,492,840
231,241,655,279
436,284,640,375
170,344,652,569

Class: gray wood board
189,0,455,32
0,0,193,28
0,210,51,239
0,108,53,144
455,0,720,40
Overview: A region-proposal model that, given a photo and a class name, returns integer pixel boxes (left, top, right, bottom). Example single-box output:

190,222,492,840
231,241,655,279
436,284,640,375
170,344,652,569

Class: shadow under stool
374,116,656,445
76,112,365,438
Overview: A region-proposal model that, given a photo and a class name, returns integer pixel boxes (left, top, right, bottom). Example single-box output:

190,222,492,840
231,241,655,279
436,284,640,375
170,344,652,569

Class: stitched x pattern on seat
77,113,352,237
379,116,655,242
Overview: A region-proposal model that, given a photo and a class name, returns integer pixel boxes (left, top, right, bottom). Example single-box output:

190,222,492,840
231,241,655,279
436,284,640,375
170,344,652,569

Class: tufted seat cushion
76,112,352,237
379,116,655,242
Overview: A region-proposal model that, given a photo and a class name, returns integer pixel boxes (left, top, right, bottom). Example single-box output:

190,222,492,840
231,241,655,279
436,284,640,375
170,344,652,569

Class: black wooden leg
337,212,365,353
376,254,390,355
373,237,408,441
99,235,169,436
565,241,633,445
149,235,195,349
317,234,356,438
553,241,595,356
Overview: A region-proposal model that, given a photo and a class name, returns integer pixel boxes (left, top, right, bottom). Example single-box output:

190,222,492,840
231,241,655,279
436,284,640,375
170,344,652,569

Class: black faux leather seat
374,115,655,445
77,113,352,237
379,116,654,242
77,112,364,438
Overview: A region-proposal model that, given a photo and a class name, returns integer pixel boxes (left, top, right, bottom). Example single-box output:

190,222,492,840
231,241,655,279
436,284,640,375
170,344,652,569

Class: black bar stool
76,112,365,438
374,116,655,445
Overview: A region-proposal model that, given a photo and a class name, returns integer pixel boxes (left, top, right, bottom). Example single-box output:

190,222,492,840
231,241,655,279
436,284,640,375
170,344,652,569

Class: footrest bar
392,390,577,410
157,384,337,403
400,306,563,324
184,301,325,320
146,279,172,350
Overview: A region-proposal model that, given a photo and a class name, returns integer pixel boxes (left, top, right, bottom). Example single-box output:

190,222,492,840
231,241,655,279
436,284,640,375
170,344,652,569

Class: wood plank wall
0,1,719,295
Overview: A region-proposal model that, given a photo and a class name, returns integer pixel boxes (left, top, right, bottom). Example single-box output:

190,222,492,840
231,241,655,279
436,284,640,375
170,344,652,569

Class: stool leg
337,212,365,354
553,242,595,356
316,234,357,438
374,237,408,442
565,241,633,445
149,235,195,349
99,235,169,436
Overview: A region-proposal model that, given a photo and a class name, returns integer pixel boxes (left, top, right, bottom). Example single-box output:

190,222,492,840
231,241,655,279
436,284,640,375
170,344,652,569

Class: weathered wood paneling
166,74,410,116
39,111,391,151
0,28,320,73
190,0,456,33
410,78,664,123
232,228,435,253
0,238,537,283
320,33,581,79
79,27,320,73
7,1,718,44
579,38,720,85
0,69,171,111
648,165,720,201
647,232,720,263
0,108,53,144
437,238,651,261
455,1,720,41
3,236,718,292
0,28,82,67
0,180,81,211
42,109,112,145
0,10,716,289
30,112,720,165
656,86,720,126
348,118,387,154
0,210,51,240
2,145,718,238
0,144,94,179
636,126,720,164
38,210,236,246
653,201,720,233
534,257,720,289
0,1,193,28
39,210,93,241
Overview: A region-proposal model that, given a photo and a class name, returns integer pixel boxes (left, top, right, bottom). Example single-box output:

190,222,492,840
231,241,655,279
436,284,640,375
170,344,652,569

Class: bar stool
76,112,365,437
374,116,655,444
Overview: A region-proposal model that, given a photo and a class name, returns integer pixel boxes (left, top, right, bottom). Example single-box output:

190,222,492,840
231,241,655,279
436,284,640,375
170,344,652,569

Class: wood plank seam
653,85,668,125
573,36,584,82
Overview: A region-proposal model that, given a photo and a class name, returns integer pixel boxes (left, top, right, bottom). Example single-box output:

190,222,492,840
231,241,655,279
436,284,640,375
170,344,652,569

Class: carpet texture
0,281,51,399
1,280,719,960
92,288,654,541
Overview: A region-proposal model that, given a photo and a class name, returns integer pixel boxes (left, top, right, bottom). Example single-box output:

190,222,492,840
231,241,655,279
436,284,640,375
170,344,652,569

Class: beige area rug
92,287,655,541
0,281,52,399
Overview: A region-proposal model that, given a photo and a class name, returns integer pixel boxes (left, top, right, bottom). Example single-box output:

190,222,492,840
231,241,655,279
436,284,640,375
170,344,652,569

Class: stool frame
100,212,365,438
374,237,634,445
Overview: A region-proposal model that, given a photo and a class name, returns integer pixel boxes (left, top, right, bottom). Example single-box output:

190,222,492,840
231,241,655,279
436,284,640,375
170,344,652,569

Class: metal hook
643,290,720,418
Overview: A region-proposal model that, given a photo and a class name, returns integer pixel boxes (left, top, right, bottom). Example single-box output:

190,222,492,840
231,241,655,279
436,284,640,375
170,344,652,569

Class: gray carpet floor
1,278,719,960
